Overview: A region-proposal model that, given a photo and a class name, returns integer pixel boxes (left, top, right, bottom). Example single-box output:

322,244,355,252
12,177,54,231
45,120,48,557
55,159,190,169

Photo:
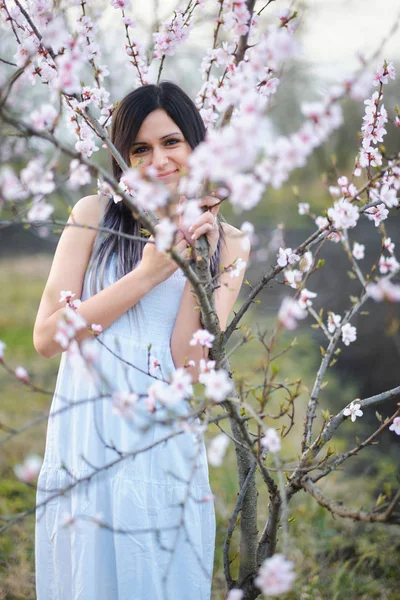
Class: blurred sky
301,0,400,80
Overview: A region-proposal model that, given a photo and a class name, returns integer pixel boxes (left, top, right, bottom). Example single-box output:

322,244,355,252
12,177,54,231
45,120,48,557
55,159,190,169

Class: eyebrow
130,132,182,147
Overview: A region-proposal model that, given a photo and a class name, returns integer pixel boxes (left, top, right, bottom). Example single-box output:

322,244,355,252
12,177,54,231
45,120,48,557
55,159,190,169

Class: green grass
0,256,399,600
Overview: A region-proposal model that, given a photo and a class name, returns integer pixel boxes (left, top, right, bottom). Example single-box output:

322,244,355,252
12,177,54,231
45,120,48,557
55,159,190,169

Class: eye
165,138,180,146
132,146,148,155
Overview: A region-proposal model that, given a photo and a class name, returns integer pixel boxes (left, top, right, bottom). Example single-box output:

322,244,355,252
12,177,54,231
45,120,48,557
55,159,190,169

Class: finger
191,223,215,241
188,210,215,233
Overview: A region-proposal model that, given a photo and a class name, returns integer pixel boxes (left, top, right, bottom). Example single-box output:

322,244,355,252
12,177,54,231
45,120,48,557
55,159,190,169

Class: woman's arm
33,195,182,359
170,223,251,382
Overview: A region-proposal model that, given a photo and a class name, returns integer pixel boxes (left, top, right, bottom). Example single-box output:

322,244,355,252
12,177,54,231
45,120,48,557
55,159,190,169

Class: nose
151,146,169,170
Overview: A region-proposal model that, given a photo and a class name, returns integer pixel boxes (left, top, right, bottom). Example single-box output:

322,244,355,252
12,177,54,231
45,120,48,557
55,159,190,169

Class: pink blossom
298,288,317,310
20,159,55,195
199,359,216,373
226,589,244,600
68,159,92,190
199,369,233,403
315,216,329,229
327,312,342,334
59,291,76,304
55,305,87,349
30,104,58,131
27,201,54,222
14,454,43,483
155,218,177,252
298,202,310,215
169,368,193,402
278,297,307,330
261,428,281,453
153,11,192,59
300,251,313,273
0,167,28,202
15,366,29,381
379,255,399,275
329,186,341,197
277,247,300,268
341,323,357,346
190,329,215,348
284,269,302,289
383,237,395,254
327,199,359,230
352,242,365,260
112,392,138,420
199,108,218,128
75,136,98,158
365,203,389,227
0,340,5,361
240,221,255,249
90,323,103,335
343,400,363,422
372,61,396,86
379,188,398,208
123,16,136,27
359,146,382,168
144,380,171,409
240,221,254,236
55,54,83,94
229,173,264,211
229,258,246,278
207,433,230,467
149,354,161,377
255,553,296,596
389,417,400,435
110,0,130,9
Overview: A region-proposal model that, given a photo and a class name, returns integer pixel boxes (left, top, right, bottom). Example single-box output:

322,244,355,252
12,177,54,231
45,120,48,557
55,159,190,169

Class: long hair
88,81,226,294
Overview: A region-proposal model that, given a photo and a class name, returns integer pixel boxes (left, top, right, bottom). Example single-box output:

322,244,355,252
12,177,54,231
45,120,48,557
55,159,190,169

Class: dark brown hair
89,81,225,293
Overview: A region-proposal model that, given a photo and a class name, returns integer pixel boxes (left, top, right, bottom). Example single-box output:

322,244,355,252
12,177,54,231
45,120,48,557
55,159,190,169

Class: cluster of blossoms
0,158,55,222
278,297,307,330
189,19,299,207
254,553,296,596
261,428,281,453
13,454,43,483
54,292,86,349
207,433,230,467
221,0,252,38
153,9,193,59
190,332,234,403
366,277,400,302
357,62,395,171
327,313,357,346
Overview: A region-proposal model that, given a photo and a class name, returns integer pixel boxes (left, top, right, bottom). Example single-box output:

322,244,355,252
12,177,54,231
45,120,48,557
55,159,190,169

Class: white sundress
35,253,216,600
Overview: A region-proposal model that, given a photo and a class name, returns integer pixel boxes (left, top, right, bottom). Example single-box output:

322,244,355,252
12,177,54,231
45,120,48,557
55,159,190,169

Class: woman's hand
179,195,220,258
139,227,190,284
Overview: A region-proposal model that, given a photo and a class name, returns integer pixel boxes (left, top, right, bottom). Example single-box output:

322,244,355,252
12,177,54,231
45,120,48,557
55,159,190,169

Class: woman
34,81,250,600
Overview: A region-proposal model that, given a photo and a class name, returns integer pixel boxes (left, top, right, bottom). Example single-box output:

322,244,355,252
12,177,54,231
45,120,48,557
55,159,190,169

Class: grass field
0,256,399,600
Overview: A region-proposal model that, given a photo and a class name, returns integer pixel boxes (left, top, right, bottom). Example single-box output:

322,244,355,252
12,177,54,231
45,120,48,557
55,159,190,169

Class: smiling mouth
157,170,178,178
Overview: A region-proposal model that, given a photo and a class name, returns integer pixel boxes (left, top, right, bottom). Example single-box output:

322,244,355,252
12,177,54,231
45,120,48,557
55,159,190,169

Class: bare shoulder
221,221,251,258
69,194,109,227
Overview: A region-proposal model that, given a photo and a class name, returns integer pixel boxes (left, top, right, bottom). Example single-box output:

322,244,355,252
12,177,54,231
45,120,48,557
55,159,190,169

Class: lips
156,169,178,178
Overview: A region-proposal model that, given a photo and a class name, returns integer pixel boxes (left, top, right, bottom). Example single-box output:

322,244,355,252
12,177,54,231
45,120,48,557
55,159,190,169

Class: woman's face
129,109,192,195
